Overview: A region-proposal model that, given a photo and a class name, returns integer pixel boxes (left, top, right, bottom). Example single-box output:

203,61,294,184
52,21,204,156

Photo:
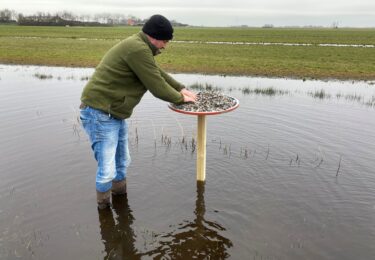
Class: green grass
0,36,116,67
1,25,375,80
0,25,139,39
2,25,375,44
176,27,375,45
161,42,375,79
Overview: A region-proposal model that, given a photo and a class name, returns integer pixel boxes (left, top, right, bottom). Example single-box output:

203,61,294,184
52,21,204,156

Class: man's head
142,14,173,40
142,14,173,49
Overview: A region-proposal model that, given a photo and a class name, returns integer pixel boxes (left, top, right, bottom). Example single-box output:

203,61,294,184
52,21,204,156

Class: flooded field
0,64,375,259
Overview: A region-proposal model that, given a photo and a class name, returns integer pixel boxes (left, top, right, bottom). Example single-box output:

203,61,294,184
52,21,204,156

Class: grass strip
1,26,375,80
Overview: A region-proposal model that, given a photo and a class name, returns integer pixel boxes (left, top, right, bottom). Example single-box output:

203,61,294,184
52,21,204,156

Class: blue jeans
80,106,131,192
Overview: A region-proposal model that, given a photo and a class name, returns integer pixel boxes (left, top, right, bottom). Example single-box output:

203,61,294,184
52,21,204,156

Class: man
80,14,196,209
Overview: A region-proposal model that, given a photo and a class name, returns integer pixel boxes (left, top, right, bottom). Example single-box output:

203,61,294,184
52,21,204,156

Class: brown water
1,65,375,259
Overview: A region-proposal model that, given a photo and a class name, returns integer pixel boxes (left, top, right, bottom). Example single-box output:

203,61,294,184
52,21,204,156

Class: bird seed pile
172,91,237,112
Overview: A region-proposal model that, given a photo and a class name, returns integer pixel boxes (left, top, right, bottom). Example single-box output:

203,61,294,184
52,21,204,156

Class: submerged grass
187,83,375,107
1,26,375,80
242,87,289,96
308,89,331,99
364,96,375,107
33,73,53,79
308,90,375,107
189,83,221,91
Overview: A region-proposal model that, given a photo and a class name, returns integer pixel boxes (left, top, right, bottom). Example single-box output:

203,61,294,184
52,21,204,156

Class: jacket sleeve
126,49,184,104
158,66,185,92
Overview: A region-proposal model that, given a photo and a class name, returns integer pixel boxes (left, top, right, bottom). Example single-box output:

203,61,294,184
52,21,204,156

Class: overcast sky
2,0,375,27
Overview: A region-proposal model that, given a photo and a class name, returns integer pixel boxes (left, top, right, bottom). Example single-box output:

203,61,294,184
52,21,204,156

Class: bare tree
0,9,16,22
59,11,76,21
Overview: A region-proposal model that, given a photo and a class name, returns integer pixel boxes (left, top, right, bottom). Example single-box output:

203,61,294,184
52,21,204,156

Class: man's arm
126,49,184,104
158,66,185,92
158,66,197,102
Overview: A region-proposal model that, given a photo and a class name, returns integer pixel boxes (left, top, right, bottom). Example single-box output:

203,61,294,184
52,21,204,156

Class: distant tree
17,13,24,22
111,13,127,24
0,8,17,23
93,13,113,24
5,9,186,27
262,24,274,28
59,11,76,21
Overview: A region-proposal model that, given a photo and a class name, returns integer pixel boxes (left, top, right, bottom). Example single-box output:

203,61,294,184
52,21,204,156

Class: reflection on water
98,182,232,259
141,182,233,259
98,195,139,259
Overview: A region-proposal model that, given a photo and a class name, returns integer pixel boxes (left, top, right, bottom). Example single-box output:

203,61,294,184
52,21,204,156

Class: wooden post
197,115,207,181
168,97,238,182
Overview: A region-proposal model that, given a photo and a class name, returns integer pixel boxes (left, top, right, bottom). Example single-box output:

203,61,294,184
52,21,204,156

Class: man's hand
180,88,197,102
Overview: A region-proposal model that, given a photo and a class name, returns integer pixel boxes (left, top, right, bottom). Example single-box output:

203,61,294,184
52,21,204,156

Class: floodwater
173,40,375,48
9,37,375,48
0,64,375,259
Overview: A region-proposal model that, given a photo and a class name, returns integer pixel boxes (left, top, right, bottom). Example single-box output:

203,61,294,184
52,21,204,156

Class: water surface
0,65,374,259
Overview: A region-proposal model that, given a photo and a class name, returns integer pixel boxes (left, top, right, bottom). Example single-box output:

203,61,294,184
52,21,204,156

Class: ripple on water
0,64,375,259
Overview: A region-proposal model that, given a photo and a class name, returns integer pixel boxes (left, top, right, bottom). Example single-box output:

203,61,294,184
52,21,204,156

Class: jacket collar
139,31,161,56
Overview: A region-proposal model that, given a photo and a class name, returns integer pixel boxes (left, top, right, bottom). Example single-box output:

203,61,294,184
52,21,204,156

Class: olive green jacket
81,32,184,119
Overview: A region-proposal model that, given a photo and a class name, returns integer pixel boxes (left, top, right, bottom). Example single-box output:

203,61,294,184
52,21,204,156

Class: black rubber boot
112,179,127,195
97,190,111,209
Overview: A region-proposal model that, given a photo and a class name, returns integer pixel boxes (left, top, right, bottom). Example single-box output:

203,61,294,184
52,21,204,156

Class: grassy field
1,25,375,80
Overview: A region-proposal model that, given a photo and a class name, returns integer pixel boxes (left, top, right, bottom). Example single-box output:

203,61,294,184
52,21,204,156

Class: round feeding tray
168,93,239,116
168,92,239,182
168,97,239,115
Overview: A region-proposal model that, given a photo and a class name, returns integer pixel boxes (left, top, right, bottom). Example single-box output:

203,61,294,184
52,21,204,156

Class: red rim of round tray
168,97,239,116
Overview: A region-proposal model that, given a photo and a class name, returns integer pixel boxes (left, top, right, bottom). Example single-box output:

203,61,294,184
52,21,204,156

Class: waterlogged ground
0,64,375,259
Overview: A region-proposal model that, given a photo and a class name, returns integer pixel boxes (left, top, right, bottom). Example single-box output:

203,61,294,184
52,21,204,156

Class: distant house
127,19,135,26
262,24,274,28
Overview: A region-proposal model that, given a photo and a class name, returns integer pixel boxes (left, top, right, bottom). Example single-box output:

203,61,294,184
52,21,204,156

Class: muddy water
0,64,375,259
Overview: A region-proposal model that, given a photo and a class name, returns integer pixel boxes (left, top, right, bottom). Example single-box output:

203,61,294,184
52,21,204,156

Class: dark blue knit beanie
142,14,173,40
